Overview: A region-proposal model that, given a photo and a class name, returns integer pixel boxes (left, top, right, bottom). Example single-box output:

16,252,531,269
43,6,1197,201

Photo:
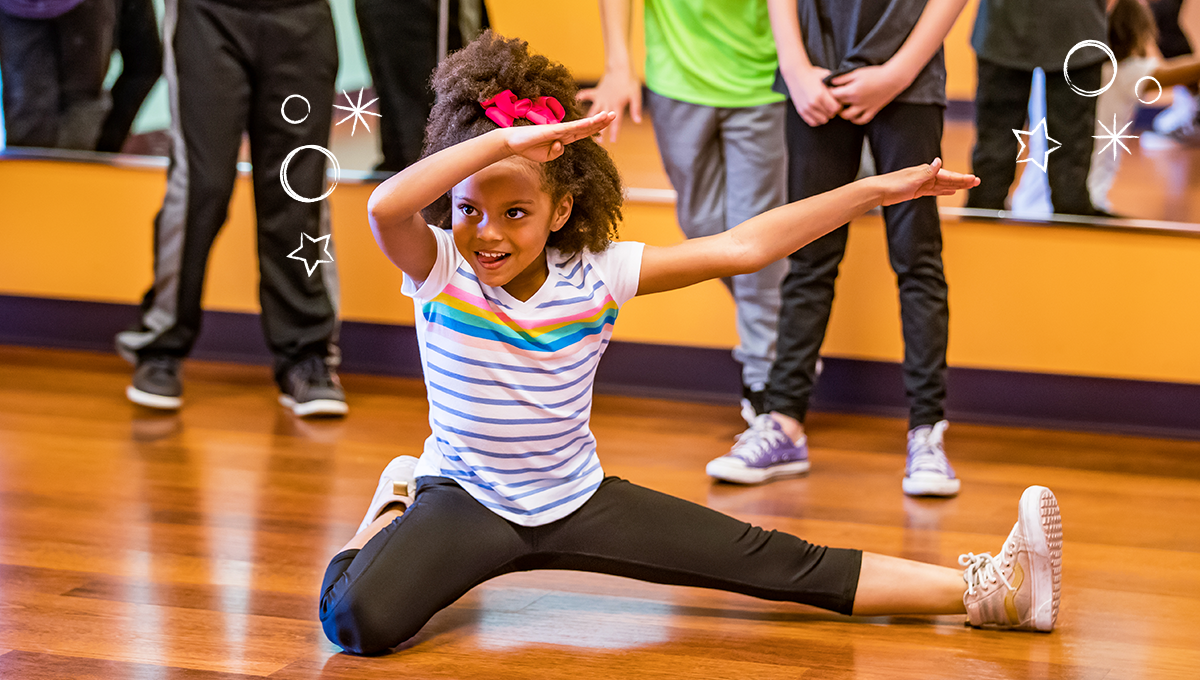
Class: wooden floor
1,346,1199,679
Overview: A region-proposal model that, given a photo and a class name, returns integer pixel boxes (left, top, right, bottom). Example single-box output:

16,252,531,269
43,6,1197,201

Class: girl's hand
876,158,979,206
829,64,908,125
502,112,618,163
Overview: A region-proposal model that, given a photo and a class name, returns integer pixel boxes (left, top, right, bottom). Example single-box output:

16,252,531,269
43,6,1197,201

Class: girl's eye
459,204,476,216
506,208,526,219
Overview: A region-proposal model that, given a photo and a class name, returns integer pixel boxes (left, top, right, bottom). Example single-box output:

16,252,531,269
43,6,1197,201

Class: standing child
319,32,1062,656
581,0,789,421
704,0,970,495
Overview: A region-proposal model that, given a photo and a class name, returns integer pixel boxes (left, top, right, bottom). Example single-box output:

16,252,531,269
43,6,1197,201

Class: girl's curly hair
421,30,623,256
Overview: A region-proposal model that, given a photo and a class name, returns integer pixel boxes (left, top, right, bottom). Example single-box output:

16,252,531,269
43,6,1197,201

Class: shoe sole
1018,485,1062,632
902,475,961,497
706,458,810,485
127,385,182,410
279,394,348,418
356,455,420,534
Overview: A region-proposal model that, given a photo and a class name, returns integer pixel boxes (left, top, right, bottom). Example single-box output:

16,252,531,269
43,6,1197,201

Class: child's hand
783,65,841,127
829,65,907,125
578,72,640,143
503,112,618,163
876,158,979,206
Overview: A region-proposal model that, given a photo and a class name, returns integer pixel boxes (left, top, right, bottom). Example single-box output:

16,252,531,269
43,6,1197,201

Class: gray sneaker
126,355,183,410
279,355,348,418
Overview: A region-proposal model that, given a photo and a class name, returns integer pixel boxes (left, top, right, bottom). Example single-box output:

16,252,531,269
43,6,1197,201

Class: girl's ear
549,193,574,233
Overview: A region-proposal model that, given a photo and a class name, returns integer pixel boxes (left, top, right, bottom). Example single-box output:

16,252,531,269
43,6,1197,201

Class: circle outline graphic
1063,40,1118,97
281,94,311,125
1135,76,1163,105
280,145,340,203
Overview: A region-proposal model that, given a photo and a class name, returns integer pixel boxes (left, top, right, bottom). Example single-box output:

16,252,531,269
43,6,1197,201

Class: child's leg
763,110,865,438
319,477,528,655
966,59,1033,210
536,478,1060,631
535,477,962,618
864,103,948,433
533,477,864,615
852,553,965,616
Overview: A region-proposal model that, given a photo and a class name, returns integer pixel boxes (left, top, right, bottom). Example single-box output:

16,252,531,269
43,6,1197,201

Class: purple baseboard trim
2,294,1198,439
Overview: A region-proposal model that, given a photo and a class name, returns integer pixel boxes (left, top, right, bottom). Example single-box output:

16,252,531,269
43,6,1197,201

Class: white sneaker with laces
356,456,419,535
961,485,1063,632
903,420,960,497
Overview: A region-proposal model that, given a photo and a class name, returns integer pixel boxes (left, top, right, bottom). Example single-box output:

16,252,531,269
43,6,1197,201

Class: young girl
319,32,1062,655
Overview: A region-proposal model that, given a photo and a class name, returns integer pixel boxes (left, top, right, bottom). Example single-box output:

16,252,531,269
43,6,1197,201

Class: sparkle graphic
1014,118,1061,173
288,232,334,276
1093,115,1139,160
333,88,381,136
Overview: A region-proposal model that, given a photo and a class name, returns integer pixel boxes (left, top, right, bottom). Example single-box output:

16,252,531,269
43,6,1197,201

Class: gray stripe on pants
115,0,188,363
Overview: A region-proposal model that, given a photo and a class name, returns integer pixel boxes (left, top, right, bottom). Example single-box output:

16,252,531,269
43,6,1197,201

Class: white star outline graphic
1093,114,1139,160
287,232,335,276
333,88,382,136
1013,118,1061,173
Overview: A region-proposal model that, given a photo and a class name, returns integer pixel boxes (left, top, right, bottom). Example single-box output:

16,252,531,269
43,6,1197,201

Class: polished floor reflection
1,345,1197,679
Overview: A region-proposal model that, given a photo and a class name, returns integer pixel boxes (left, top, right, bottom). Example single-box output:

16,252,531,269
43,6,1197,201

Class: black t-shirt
971,0,1107,72
774,0,946,107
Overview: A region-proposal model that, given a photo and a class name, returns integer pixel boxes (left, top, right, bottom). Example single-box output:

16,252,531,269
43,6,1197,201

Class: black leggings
320,476,862,655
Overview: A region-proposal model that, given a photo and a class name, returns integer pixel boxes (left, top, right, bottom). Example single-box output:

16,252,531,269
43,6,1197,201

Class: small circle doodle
281,94,311,125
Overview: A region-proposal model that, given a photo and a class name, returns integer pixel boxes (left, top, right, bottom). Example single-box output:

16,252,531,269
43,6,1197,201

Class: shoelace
292,356,337,389
907,430,951,475
731,417,793,464
959,540,1017,595
144,356,178,379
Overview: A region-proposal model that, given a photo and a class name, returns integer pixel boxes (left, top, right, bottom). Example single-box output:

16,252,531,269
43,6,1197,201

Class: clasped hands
789,62,908,127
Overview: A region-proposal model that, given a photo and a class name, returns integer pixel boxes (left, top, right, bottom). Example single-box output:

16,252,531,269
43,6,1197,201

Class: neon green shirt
643,0,784,108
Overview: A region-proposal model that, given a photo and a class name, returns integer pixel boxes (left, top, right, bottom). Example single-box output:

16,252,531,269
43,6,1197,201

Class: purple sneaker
706,414,810,484
903,420,960,497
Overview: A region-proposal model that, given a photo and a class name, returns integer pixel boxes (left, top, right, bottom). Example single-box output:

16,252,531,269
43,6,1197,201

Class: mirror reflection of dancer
1014,0,1200,214
581,0,788,424
116,0,347,417
966,0,1108,215
317,33,1063,656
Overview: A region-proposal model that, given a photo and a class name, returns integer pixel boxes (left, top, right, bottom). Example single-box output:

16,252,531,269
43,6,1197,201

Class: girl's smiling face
451,157,573,302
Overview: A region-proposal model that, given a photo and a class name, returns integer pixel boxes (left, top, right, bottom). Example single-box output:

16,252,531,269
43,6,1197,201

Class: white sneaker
356,456,419,535
1153,86,1198,134
903,420,960,497
961,485,1063,632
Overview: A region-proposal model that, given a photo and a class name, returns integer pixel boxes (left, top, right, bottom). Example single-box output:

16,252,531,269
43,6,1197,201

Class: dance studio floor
1,345,1198,678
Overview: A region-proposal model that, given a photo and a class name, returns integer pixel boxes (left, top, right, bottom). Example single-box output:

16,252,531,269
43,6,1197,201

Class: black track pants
116,0,340,379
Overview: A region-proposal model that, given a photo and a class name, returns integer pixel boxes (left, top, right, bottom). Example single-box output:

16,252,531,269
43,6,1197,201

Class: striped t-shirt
401,226,646,526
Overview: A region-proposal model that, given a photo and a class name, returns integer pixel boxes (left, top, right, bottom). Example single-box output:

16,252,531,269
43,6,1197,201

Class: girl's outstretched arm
365,112,617,281
636,159,978,295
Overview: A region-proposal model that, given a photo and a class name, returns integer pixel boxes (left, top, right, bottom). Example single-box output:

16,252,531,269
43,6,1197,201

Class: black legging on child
320,476,863,655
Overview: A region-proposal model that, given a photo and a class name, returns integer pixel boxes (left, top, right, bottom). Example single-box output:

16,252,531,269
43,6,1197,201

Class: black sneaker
127,355,183,410
279,355,348,418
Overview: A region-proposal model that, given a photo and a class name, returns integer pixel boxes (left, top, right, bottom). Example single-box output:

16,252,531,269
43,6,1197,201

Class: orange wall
487,0,978,100
4,158,1200,386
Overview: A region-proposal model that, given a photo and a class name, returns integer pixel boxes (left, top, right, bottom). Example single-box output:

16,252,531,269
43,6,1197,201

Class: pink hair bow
481,89,566,128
